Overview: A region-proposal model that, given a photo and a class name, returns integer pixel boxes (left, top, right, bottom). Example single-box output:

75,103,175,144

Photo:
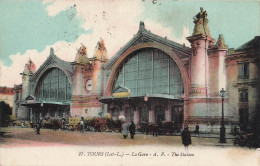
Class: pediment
131,36,154,47
31,52,73,83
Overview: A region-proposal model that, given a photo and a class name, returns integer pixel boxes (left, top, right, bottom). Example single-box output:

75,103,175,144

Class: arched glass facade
36,68,72,102
113,48,184,96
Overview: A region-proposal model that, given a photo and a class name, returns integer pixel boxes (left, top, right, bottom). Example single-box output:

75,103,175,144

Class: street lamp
144,91,149,102
220,88,226,143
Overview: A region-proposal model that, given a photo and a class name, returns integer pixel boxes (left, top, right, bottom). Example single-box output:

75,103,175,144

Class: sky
0,0,259,87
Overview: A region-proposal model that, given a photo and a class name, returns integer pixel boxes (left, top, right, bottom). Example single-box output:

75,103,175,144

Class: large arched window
113,48,183,96
36,68,72,102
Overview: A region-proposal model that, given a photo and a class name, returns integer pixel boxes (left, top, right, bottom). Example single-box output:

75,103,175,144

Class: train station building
12,8,260,134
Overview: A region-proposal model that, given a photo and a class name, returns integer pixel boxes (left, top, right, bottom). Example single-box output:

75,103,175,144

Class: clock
85,79,93,93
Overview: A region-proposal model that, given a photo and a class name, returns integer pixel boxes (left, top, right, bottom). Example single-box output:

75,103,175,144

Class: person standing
80,118,84,133
194,123,199,135
181,125,192,150
36,122,40,135
129,121,136,139
121,120,129,139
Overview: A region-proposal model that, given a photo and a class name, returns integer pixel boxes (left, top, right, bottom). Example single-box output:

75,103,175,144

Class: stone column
208,40,228,97
30,109,33,122
187,35,215,97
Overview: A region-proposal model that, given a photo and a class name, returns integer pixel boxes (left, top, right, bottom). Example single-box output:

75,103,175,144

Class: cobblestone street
0,127,235,147
0,127,259,166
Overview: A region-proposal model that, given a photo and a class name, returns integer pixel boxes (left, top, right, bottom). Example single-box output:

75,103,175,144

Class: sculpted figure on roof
192,7,211,36
215,34,228,49
75,44,89,64
94,38,108,61
23,58,36,74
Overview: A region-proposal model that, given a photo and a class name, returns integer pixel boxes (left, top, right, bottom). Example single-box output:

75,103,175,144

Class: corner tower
186,7,215,97
21,58,36,100
71,41,108,118
19,58,36,119
185,8,230,134
91,38,108,95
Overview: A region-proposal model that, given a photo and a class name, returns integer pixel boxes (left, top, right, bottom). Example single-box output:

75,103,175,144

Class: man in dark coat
36,122,40,135
181,125,192,149
194,123,199,135
129,121,136,139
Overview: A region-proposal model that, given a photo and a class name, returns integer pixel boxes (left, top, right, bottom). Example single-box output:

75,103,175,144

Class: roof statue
93,38,108,61
75,44,90,64
215,34,228,49
192,7,211,36
23,58,36,74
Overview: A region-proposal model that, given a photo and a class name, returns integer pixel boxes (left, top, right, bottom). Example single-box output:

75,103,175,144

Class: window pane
113,48,184,96
36,68,71,102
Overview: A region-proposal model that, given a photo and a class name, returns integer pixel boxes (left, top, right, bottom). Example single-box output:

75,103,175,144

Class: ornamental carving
191,41,201,55
215,34,228,49
132,37,153,47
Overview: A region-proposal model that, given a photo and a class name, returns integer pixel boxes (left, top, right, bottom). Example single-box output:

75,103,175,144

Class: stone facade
12,8,259,135
225,36,260,133
13,39,107,122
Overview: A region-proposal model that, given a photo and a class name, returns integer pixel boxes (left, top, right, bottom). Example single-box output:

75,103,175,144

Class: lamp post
220,88,226,143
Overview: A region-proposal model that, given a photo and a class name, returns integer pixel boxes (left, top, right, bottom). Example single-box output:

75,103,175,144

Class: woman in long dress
121,120,129,139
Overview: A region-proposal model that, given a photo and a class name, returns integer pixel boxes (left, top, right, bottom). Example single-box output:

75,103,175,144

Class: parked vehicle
234,133,258,148
138,121,180,135
94,118,108,132
68,117,81,131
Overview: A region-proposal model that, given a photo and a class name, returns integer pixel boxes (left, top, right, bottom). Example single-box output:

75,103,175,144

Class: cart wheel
100,125,108,132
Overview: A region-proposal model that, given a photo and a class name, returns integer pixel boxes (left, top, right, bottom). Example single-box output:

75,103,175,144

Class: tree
0,101,12,127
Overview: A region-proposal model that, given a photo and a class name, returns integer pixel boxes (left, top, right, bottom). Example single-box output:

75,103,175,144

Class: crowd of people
121,120,193,149
29,117,194,149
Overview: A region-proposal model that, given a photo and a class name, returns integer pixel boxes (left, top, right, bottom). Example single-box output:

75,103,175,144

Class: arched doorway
30,68,72,122
101,42,188,127
123,104,135,122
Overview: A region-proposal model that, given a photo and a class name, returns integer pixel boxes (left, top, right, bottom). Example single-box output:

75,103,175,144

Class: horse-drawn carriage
138,121,181,136
88,118,121,132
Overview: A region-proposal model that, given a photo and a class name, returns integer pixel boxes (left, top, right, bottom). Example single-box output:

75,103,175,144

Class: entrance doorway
155,106,165,123
124,106,134,122
140,106,149,122
239,109,248,132
171,106,183,130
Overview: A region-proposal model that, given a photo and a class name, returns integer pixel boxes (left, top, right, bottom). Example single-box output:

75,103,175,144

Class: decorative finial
139,21,145,32
50,47,54,56
75,44,89,64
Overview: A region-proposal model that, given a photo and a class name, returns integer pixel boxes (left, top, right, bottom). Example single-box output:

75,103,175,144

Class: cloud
0,0,193,87
175,26,191,47
43,0,75,17
0,33,92,87
0,0,89,66
42,0,144,57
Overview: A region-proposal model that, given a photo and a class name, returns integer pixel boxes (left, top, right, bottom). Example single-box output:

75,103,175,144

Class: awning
21,101,71,107
100,94,183,104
